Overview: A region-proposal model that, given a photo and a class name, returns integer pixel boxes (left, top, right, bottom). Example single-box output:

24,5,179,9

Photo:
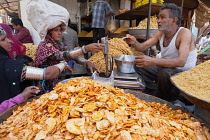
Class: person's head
0,23,14,41
0,27,12,52
11,18,23,31
158,3,181,32
48,25,64,42
15,54,34,66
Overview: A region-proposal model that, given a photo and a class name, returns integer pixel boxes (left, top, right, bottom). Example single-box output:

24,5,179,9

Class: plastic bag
27,0,69,40
106,16,116,33
92,71,114,87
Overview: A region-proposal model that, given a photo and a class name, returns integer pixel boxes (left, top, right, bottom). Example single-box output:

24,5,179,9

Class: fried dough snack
0,78,209,140
25,43,38,60
172,60,210,102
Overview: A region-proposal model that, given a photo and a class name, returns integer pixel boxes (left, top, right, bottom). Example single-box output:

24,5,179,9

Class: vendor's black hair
15,54,33,66
160,3,182,25
11,18,23,27
207,32,210,35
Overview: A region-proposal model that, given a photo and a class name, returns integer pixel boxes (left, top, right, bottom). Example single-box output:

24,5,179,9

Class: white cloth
199,36,210,49
27,0,69,40
160,27,197,71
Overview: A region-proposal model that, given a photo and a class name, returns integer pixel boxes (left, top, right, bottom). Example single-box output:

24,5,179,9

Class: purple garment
16,27,33,44
0,94,24,114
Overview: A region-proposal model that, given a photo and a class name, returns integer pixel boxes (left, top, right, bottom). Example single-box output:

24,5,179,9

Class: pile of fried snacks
171,60,210,102
130,15,158,29
88,38,144,73
25,43,38,60
0,78,209,140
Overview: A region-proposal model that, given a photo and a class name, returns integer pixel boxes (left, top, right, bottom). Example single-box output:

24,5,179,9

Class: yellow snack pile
130,15,158,29
24,43,38,60
171,60,210,102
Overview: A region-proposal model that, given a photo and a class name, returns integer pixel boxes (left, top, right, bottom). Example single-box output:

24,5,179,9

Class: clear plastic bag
106,16,116,33
92,71,114,87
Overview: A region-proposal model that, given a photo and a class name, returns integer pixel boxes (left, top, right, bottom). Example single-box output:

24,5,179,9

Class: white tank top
159,27,197,71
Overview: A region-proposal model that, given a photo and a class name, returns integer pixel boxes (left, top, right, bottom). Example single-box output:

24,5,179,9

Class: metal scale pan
170,74,210,124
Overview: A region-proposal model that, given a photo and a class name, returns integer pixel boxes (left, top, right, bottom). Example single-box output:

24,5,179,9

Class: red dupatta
0,23,26,58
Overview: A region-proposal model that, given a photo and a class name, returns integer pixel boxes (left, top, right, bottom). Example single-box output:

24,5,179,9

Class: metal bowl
113,55,136,73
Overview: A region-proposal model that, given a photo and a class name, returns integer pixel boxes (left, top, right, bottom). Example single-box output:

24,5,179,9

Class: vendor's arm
125,32,161,52
134,29,192,68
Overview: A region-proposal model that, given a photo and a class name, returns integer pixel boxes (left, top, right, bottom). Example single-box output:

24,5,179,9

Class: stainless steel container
114,55,136,73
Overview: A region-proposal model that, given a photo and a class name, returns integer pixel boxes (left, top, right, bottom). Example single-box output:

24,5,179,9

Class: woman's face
49,25,62,42
0,34,12,52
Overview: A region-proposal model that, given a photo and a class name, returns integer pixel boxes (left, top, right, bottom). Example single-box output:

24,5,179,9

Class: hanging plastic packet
106,16,116,33
92,71,114,88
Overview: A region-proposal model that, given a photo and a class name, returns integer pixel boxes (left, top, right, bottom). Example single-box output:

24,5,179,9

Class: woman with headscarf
27,0,104,91
0,23,26,58
0,26,73,103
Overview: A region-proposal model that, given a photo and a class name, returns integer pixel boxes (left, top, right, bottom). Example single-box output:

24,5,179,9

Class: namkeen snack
130,15,158,29
0,78,209,139
25,44,38,60
88,38,143,73
171,60,210,102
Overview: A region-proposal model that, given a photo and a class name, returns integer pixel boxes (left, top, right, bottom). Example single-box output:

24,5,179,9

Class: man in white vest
124,3,197,102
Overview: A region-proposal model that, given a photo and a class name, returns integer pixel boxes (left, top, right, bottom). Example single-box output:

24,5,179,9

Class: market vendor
27,0,104,91
0,26,73,103
124,3,197,102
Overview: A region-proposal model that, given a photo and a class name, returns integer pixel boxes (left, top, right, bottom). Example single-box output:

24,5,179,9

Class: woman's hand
86,61,100,73
85,43,104,53
21,86,40,101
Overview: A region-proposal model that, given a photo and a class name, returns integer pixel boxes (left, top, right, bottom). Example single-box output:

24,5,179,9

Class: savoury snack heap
171,60,210,102
0,78,209,140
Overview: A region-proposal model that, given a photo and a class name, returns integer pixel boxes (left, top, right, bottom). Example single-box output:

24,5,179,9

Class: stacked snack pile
0,77,209,139
88,38,144,73
114,26,129,33
24,43,38,60
130,15,158,29
85,31,93,37
172,60,210,102
77,30,88,37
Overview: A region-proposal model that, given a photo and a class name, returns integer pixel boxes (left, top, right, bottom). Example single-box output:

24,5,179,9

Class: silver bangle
25,66,44,80
54,61,67,73
67,48,83,60
82,45,87,53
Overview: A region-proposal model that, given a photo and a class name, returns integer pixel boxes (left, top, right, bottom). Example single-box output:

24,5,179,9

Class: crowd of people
0,2,209,114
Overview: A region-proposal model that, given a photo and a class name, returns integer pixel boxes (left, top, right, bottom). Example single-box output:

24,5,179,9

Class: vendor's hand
123,34,137,45
197,53,210,62
134,55,155,68
21,86,40,101
85,43,104,53
86,61,100,73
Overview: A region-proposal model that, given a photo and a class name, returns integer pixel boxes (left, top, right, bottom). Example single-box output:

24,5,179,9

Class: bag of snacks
106,16,116,33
